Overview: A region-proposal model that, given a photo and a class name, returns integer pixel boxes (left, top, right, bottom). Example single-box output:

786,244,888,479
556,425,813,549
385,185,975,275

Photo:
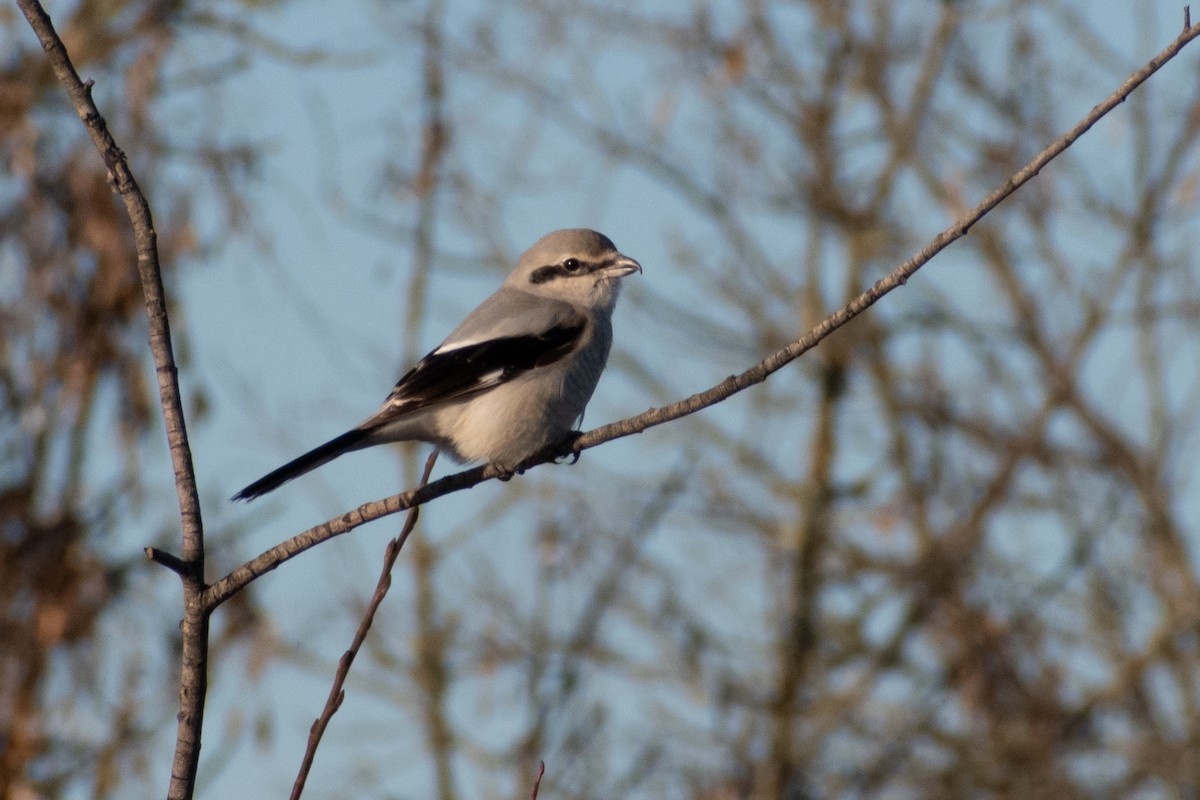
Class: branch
290,452,438,800
16,3,210,799
204,15,1200,609
530,761,546,800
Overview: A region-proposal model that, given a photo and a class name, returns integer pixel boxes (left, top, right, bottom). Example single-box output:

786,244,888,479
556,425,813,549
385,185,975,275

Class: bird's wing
360,297,587,427
434,285,577,352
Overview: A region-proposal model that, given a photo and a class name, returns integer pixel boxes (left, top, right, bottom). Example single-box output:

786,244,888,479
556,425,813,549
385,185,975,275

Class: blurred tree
12,1,1200,799
323,2,1200,798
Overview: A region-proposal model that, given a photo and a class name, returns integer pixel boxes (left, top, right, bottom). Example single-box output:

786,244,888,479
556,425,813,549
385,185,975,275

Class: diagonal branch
204,14,1200,611
290,452,439,800
15,0,205,548
16,3,210,800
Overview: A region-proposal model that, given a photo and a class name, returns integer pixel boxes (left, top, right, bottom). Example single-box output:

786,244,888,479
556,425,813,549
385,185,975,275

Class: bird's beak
603,255,642,278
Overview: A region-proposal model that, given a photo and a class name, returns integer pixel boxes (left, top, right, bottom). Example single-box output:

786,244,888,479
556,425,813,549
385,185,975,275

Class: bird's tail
231,428,372,502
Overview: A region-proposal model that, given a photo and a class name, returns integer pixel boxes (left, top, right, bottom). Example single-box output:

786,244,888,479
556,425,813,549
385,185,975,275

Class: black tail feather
231,428,372,502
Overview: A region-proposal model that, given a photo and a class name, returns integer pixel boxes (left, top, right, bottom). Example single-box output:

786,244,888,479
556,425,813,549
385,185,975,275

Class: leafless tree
11,1,1200,799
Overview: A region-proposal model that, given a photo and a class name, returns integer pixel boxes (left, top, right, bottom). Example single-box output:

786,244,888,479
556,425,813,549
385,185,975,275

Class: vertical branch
401,0,448,374
766,356,843,797
401,4,458,800
15,3,209,799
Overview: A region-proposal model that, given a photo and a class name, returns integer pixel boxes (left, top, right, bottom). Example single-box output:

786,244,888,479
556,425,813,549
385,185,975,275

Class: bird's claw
494,432,582,481
554,431,584,464
495,464,522,481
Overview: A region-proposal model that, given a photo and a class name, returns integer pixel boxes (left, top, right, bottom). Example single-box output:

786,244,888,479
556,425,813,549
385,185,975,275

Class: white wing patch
433,335,492,355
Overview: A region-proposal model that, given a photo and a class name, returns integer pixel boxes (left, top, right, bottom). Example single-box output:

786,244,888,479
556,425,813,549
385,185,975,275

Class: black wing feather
381,314,587,415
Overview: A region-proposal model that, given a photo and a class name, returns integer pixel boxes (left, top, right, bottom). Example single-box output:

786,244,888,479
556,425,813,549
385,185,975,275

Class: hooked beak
602,255,642,278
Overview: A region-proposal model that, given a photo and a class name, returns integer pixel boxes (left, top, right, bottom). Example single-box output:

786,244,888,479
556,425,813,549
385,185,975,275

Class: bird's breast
440,324,611,466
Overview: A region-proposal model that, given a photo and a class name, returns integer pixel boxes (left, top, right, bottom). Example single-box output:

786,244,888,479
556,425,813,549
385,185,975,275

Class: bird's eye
562,258,582,273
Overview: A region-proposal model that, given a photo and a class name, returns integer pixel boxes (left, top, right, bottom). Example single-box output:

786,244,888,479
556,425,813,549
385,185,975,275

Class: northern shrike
232,228,641,501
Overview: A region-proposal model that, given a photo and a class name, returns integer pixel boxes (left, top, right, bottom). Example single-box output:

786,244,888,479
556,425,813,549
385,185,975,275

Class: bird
231,228,641,501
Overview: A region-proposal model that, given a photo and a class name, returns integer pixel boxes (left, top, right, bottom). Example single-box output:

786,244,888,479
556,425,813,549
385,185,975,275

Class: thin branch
14,2,204,542
291,452,438,800
204,17,1200,611
16,3,210,799
145,547,190,576
530,761,546,800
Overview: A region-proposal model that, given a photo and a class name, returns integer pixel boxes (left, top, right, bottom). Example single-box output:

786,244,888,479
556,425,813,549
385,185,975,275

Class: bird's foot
493,433,583,481
553,431,584,465
490,460,523,481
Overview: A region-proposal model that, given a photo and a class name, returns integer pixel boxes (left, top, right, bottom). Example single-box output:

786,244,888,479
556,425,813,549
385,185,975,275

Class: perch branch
204,14,1200,610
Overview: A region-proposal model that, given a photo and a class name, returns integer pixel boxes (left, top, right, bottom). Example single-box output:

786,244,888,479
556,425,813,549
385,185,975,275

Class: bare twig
145,547,191,577
530,761,546,800
291,452,438,800
15,3,210,799
203,16,1200,611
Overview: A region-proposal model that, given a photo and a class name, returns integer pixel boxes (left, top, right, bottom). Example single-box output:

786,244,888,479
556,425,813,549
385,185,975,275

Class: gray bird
232,229,641,501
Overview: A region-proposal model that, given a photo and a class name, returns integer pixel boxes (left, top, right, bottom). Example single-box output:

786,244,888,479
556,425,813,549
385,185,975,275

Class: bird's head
509,228,641,310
